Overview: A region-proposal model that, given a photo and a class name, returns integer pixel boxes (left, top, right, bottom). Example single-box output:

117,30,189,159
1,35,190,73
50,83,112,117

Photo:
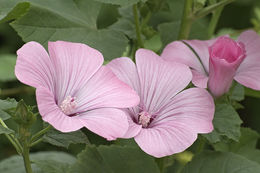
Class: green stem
0,118,22,154
207,6,224,38
194,0,234,19
22,143,33,173
178,0,193,40
133,4,144,48
30,125,51,143
30,138,43,147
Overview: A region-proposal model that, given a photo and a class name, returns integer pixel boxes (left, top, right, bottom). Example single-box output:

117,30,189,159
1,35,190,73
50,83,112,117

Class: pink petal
36,87,84,132
75,66,140,111
78,108,129,140
107,57,141,118
15,41,55,91
161,41,205,75
136,49,192,114
151,88,214,133
161,40,214,88
122,114,142,138
48,41,104,104
134,88,214,158
191,69,208,88
235,30,260,90
135,125,197,158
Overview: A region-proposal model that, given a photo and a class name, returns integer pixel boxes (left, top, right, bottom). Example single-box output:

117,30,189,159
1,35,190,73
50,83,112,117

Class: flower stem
133,4,144,48
178,0,194,40
194,0,234,19
30,138,43,147
0,118,22,154
207,6,224,38
22,143,33,173
30,125,52,143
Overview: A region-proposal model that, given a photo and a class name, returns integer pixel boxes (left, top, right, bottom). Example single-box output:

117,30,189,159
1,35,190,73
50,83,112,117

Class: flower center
138,111,152,128
60,96,77,115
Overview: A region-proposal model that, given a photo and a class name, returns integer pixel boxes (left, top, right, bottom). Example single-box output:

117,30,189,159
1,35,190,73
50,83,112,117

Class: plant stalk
133,4,144,48
178,0,194,40
30,125,51,143
208,6,224,38
22,143,33,173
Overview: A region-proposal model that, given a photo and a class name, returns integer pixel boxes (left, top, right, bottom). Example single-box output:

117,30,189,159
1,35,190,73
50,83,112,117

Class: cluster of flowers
15,30,260,158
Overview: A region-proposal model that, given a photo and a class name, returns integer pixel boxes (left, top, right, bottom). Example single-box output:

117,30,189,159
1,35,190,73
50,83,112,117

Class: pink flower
162,30,260,97
15,41,140,140
107,49,214,158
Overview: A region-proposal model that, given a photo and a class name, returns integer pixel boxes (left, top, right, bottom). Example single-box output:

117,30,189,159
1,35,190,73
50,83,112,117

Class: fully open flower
162,30,260,97
107,49,214,157
15,41,140,140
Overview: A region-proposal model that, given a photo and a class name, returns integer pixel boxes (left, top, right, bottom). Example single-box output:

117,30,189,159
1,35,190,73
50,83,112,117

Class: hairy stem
133,4,144,48
30,125,52,143
178,0,193,40
23,143,33,173
208,6,224,38
0,118,22,154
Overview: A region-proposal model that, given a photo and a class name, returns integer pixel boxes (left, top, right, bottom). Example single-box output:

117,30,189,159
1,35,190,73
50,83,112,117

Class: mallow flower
15,41,140,140
162,30,260,97
107,49,214,157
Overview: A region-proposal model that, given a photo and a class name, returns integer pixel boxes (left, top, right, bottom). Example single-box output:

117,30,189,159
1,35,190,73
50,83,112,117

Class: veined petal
15,41,55,91
75,66,140,111
135,125,197,158
107,57,141,120
235,30,260,90
151,88,214,133
122,114,142,138
36,87,84,132
135,88,214,158
136,49,192,114
78,108,129,140
48,41,104,104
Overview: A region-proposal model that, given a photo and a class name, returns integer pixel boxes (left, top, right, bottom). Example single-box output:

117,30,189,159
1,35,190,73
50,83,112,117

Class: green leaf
0,55,17,82
93,0,147,7
204,103,242,143
70,145,160,173
6,0,128,60
0,125,14,135
0,98,17,121
43,128,90,148
144,34,162,52
229,83,245,101
182,151,260,173
0,0,30,23
213,128,260,164
0,151,76,173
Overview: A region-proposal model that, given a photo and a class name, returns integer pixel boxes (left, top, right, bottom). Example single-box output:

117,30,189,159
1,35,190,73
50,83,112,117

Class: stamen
60,96,77,115
138,111,151,128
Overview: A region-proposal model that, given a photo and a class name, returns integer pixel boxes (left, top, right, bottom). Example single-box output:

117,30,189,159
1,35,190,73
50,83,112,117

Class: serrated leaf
229,83,245,101
213,128,260,164
0,151,76,173
0,0,30,23
182,151,260,173
0,98,17,120
0,125,14,134
204,104,242,143
43,128,90,148
70,145,160,173
0,55,17,81
5,0,128,60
